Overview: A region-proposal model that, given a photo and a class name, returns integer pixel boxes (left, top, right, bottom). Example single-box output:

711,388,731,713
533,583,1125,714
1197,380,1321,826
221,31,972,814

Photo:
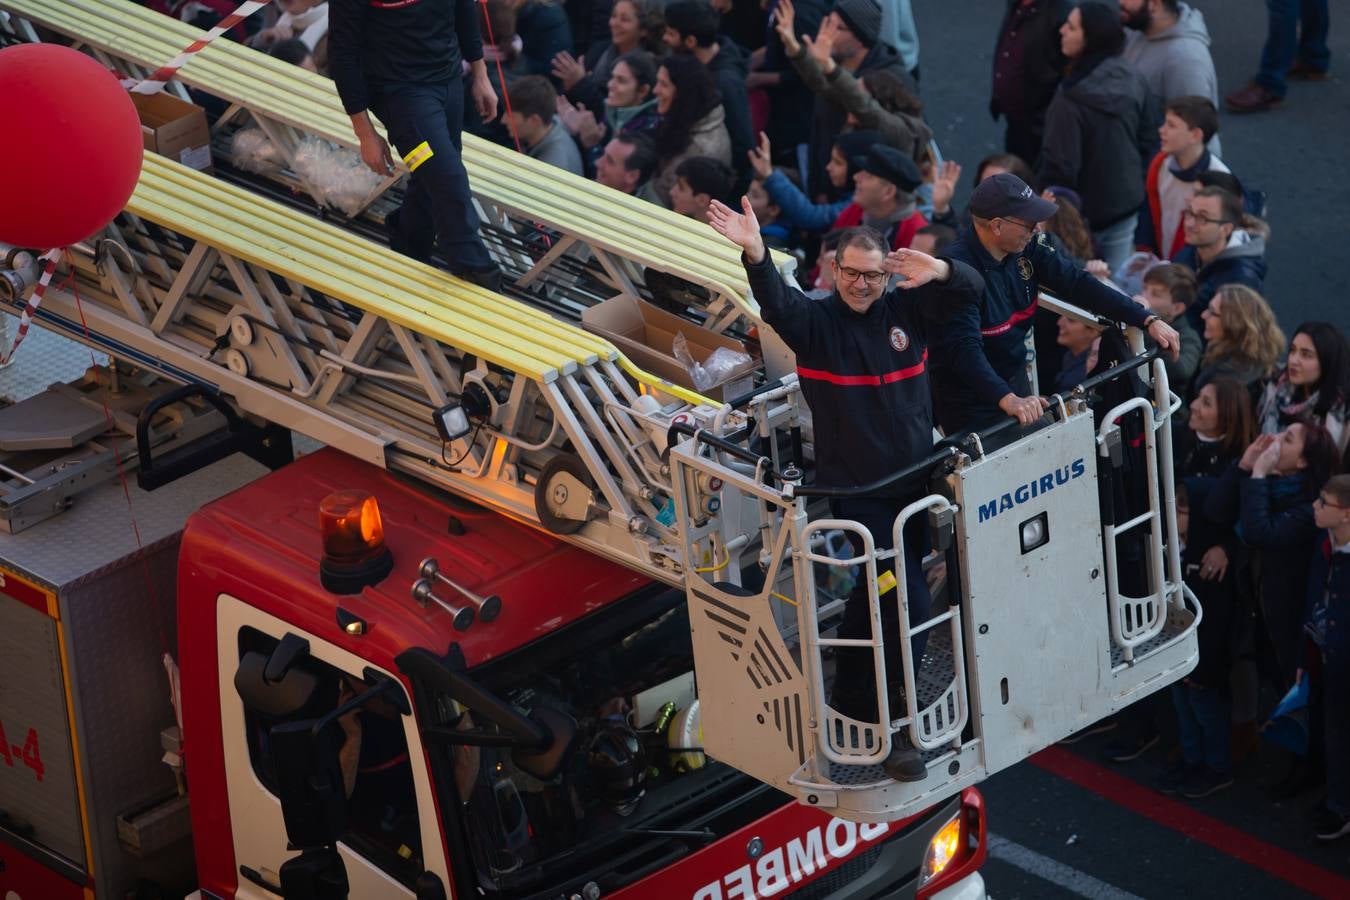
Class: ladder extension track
0,0,782,310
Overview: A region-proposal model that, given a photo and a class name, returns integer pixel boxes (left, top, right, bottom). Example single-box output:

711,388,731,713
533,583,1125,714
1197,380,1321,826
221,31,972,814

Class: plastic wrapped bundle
292,136,384,217
229,127,286,176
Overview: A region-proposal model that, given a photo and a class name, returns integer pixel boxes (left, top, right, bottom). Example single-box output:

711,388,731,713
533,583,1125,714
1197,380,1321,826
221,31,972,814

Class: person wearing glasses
928,172,1178,436
707,196,983,784
1173,186,1268,336
1303,474,1350,841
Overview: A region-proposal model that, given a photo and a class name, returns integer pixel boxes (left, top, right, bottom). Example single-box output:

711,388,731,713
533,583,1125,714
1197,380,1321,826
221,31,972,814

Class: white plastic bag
672,332,751,392
292,136,384,217
229,127,286,175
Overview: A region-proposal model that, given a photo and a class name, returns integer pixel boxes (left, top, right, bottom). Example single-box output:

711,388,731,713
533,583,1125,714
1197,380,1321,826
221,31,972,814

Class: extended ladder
0,0,796,372
1,158,1199,823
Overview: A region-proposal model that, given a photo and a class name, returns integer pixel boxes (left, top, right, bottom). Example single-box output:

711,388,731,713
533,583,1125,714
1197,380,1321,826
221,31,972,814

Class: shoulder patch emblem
1036,232,1052,248
1018,258,1034,281
889,325,909,352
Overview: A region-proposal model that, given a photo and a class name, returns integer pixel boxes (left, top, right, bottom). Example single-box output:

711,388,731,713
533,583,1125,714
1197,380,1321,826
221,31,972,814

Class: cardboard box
582,295,755,402
131,92,212,172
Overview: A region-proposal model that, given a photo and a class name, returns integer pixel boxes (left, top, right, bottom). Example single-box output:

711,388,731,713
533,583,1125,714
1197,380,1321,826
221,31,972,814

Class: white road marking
986,833,1149,900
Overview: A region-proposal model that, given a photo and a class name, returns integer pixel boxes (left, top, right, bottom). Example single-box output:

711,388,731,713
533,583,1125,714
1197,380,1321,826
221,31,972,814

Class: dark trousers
1256,0,1331,95
1172,682,1232,772
370,80,494,274
830,497,933,708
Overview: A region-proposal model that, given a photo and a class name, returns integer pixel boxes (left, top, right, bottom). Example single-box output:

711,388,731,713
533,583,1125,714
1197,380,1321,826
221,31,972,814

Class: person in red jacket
832,144,928,251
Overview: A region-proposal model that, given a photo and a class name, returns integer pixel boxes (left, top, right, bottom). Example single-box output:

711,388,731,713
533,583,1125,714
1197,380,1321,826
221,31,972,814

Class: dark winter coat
1038,56,1160,230
706,38,755,177
1305,537,1350,678
808,42,916,196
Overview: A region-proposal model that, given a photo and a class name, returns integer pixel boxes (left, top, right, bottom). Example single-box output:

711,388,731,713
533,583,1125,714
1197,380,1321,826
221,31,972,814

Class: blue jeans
1092,213,1139,276
1256,0,1331,96
1172,682,1231,772
369,80,494,274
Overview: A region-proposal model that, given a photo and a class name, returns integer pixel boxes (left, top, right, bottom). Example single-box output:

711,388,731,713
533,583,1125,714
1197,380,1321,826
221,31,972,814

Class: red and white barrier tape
0,248,60,366
130,0,268,94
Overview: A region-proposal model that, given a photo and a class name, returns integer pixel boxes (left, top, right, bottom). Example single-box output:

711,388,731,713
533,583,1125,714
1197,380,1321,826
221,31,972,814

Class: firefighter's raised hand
1146,316,1182,361
998,392,1050,426
708,197,766,263
883,247,949,287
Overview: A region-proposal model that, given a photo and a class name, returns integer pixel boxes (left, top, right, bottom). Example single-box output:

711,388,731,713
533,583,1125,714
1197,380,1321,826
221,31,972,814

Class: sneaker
1287,60,1330,81
883,733,927,783
1224,82,1283,113
1104,732,1160,763
1059,719,1118,745
1313,808,1350,841
1155,762,1197,796
1181,767,1234,799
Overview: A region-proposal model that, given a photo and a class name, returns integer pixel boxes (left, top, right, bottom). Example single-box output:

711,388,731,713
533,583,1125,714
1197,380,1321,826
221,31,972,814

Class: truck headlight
919,812,963,887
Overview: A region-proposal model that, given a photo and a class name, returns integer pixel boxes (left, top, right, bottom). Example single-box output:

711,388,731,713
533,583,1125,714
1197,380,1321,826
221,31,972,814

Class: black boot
458,264,503,293
883,731,927,783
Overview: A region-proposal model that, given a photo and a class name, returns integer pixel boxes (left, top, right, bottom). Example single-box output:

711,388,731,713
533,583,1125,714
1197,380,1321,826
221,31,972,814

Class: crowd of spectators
146,0,1345,841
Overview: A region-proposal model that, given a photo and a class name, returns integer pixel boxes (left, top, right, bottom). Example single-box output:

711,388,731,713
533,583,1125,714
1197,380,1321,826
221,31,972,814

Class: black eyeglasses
1182,208,1231,226
1316,495,1348,509
997,217,1035,233
835,265,888,285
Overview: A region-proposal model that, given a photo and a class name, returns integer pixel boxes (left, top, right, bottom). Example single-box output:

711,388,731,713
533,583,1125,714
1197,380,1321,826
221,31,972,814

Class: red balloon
0,44,143,249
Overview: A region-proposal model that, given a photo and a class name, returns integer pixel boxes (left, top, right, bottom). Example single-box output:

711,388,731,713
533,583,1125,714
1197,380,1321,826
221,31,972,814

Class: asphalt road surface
916,0,1350,333
914,2,1350,896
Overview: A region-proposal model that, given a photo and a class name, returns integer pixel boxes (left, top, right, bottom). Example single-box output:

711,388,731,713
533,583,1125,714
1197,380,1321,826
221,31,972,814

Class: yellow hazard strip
403,140,434,172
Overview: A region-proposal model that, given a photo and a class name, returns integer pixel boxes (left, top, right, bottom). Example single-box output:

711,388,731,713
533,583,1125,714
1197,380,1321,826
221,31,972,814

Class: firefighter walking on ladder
330,0,503,290
707,196,985,782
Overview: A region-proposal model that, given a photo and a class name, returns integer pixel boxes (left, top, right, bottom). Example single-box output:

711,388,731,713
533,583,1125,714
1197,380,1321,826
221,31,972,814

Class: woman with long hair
1038,2,1157,272
1195,284,1285,399
1178,378,1257,479
551,0,664,114
647,54,730,207
1258,322,1350,457
558,51,660,167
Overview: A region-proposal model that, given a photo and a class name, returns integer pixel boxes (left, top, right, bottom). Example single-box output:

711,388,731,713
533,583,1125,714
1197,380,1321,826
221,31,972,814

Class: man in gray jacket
1120,0,1220,152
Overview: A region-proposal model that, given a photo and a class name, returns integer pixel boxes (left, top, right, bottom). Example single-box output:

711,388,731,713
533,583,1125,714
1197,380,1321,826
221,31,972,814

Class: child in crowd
251,0,329,72
1137,96,1229,260
746,179,794,251
1139,264,1202,401
669,156,736,222
1305,474,1350,841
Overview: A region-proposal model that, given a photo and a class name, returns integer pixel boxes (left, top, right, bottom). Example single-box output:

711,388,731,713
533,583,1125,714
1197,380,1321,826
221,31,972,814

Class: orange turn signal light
319,490,394,594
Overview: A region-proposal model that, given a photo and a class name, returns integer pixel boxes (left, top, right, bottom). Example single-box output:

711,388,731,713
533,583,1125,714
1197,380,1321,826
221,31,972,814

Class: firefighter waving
707,196,984,782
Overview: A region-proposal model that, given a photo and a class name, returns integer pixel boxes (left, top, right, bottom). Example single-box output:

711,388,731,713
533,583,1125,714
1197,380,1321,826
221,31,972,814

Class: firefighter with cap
929,173,1179,435
707,194,984,783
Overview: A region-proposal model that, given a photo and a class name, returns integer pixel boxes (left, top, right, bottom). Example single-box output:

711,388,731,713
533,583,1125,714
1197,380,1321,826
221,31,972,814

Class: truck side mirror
415,872,448,900
270,718,348,848
235,651,322,718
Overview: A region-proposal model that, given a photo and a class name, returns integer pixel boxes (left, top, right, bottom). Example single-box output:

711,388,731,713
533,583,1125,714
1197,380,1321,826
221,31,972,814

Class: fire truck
0,16,1198,893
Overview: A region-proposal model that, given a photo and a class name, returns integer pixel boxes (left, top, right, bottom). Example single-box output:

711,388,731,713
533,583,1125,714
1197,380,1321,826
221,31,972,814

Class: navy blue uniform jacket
931,227,1151,430
744,253,984,494
330,0,485,115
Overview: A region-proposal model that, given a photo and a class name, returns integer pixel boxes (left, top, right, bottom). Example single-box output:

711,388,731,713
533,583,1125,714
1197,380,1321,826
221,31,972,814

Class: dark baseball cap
851,144,923,193
968,173,1058,222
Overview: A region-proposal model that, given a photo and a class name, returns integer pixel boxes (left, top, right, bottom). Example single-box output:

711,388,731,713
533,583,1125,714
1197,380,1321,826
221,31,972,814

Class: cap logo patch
1018,258,1034,281
889,326,909,352
1020,186,1033,199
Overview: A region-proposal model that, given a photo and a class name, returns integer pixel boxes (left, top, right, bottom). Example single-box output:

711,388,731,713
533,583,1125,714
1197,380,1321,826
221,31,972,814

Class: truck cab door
216,595,450,898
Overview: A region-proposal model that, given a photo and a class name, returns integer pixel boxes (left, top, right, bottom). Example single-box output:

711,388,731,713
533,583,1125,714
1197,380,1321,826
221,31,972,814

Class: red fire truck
0,441,985,900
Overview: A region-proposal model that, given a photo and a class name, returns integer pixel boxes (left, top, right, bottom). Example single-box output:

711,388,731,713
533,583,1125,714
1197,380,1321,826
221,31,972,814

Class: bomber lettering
692,817,892,899
977,458,1086,523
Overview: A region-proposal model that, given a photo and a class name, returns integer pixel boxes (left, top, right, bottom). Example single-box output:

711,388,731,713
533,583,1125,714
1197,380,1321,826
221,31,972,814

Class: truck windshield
427,585,783,898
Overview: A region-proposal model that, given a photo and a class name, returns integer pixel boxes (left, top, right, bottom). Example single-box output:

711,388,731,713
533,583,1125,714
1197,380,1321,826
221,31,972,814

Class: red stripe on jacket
797,349,928,386
981,297,1038,336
